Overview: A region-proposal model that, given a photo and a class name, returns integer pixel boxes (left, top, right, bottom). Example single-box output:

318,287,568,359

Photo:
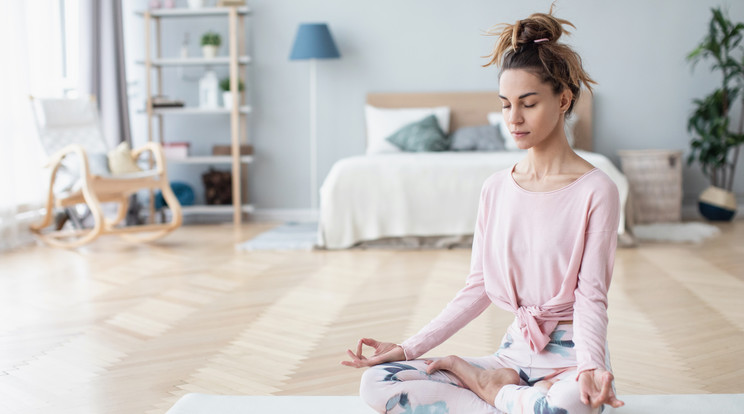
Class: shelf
182,204,254,214
137,56,251,66
167,155,254,164
143,106,252,115
136,6,251,17
139,4,251,227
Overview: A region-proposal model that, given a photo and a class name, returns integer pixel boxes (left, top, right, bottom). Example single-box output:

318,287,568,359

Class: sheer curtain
0,1,65,252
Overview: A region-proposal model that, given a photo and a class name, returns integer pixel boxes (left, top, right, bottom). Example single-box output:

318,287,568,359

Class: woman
342,7,625,414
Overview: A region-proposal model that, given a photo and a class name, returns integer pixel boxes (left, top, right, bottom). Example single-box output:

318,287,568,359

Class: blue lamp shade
289,23,341,60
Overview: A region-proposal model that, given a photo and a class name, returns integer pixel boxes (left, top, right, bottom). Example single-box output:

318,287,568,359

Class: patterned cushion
449,125,505,151
385,115,449,152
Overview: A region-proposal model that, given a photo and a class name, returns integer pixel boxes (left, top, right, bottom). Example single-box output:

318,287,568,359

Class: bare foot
533,379,554,393
426,355,519,405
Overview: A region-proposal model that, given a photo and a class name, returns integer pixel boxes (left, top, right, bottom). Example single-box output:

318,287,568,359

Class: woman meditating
341,7,626,414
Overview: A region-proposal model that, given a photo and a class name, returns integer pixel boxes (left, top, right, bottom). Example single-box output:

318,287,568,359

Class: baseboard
248,208,319,223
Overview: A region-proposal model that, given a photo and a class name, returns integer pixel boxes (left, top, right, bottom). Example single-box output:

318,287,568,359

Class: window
60,0,80,97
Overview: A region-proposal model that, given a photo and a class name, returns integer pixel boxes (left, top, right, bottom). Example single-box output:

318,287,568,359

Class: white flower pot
222,91,243,110
202,45,218,58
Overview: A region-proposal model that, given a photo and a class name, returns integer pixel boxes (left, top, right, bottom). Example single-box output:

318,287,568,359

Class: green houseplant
200,31,221,58
687,7,744,220
219,77,245,109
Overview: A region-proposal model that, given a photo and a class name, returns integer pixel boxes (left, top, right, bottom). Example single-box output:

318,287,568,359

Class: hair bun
513,12,569,47
481,4,597,115
484,4,575,64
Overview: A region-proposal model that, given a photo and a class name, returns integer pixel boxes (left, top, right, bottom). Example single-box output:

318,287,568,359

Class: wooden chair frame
29,96,182,248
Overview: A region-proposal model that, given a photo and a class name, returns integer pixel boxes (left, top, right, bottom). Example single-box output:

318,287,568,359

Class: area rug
165,393,744,414
235,222,319,251
632,222,721,243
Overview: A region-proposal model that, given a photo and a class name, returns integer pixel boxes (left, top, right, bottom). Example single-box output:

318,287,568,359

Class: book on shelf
163,142,190,159
213,144,253,156
150,95,185,108
217,0,246,6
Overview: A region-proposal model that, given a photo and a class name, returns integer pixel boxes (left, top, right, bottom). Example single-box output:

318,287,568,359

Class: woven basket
618,149,683,224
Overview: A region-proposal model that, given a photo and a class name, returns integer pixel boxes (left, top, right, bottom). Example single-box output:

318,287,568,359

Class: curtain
79,0,132,147
0,1,60,252
79,0,140,225
0,0,133,252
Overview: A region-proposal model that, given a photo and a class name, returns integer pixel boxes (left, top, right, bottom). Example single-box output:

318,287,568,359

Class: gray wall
123,0,744,217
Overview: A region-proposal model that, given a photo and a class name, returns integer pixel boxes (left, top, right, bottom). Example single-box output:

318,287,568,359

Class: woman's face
498,69,570,150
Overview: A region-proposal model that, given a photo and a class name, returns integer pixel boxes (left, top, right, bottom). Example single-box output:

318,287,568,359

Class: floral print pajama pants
359,319,614,414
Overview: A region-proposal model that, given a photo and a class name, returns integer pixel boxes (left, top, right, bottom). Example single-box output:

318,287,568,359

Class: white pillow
365,105,451,154
487,111,579,149
487,112,516,150
565,115,578,148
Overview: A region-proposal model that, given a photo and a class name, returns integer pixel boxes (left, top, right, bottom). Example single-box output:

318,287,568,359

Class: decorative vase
198,70,219,108
187,0,205,9
202,45,218,58
698,186,737,221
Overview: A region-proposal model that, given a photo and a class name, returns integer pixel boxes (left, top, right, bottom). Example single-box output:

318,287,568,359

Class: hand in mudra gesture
578,368,625,409
341,338,405,368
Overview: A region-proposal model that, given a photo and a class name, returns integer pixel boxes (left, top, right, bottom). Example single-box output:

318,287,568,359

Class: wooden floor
1,220,743,413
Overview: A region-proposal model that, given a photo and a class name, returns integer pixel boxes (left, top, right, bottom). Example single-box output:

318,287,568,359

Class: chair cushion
108,142,143,175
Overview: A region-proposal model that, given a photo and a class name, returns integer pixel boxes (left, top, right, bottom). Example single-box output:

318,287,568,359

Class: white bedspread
318,151,628,249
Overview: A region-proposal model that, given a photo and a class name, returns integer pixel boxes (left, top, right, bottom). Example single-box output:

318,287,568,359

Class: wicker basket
618,149,683,224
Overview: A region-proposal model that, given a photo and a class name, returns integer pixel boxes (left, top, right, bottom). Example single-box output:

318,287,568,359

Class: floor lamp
289,23,341,211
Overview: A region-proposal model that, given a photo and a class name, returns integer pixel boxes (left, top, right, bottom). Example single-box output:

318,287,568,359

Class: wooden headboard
366,91,594,151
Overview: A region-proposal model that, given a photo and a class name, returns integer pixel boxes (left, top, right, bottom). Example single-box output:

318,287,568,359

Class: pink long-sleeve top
400,165,620,377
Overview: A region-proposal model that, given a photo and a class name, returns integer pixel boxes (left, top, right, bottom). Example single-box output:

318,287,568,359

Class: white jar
199,70,219,108
188,0,205,9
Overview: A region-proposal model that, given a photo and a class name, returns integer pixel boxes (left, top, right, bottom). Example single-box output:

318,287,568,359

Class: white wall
123,0,744,216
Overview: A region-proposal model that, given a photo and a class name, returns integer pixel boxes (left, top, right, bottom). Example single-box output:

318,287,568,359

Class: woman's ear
559,89,573,113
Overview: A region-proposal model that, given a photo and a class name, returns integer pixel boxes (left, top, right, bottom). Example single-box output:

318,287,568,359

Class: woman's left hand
577,368,625,409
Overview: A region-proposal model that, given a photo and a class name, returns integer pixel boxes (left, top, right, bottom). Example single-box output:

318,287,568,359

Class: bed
317,91,629,249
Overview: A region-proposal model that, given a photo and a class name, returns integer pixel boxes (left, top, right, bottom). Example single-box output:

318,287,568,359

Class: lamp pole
310,58,318,210
289,22,340,212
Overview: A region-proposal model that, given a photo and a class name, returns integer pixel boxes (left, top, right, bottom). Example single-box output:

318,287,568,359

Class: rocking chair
29,96,182,248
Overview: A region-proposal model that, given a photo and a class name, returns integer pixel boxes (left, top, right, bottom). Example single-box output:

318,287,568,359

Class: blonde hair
482,4,596,114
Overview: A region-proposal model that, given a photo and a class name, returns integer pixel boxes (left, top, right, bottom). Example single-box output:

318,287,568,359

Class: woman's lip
512,131,529,137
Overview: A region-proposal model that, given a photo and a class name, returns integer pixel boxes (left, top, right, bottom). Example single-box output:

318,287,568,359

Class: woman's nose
508,108,523,125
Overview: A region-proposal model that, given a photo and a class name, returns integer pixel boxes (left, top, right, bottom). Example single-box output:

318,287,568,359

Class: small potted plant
219,77,245,109
686,7,744,221
201,31,221,58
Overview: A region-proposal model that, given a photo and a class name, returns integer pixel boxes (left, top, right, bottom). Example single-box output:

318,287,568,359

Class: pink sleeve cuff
575,363,600,381
398,344,411,361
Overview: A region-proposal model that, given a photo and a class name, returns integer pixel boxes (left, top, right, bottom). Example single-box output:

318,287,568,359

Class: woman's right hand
340,338,406,368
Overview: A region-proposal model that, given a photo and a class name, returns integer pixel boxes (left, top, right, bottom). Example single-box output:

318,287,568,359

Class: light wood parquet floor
1,220,743,413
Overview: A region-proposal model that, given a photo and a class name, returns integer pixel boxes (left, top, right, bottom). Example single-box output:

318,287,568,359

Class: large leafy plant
687,7,744,191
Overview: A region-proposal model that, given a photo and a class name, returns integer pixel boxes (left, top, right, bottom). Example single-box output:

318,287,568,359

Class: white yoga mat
166,393,744,414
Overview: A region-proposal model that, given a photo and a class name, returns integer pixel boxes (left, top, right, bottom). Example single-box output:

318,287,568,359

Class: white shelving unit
137,6,252,226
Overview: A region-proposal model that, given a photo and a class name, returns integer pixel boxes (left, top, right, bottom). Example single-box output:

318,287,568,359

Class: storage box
163,142,190,159
618,149,683,224
212,144,253,156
